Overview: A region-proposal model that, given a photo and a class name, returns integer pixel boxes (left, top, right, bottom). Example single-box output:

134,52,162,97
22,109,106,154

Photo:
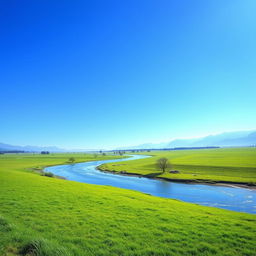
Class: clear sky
1,0,256,149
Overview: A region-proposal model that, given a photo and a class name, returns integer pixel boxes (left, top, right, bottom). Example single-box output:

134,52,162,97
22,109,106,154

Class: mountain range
0,143,101,152
117,130,256,149
1,130,256,152
0,143,67,152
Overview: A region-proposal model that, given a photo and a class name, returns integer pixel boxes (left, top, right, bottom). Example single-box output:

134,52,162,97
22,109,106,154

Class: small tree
41,151,49,154
156,158,171,173
69,157,75,163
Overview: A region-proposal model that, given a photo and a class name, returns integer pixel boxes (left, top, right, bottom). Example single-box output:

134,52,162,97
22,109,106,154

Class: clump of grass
20,238,70,256
0,216,14,232
42,172,54,178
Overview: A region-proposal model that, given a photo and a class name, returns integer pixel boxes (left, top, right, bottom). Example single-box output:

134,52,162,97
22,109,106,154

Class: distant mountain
167,130,255,148
117,130,256,149
0,142,102,152
217,131,256,146
2,130,256,152
0,143,67,152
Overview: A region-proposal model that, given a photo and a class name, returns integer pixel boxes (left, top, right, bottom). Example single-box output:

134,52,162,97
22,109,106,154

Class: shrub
68,157,75,163
42,172,54,178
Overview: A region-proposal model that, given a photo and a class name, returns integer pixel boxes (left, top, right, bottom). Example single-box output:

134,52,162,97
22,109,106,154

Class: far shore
97,166,256,190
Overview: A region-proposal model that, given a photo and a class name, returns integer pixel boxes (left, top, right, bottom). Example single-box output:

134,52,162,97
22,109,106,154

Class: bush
42,172,54,178
68,157,75,163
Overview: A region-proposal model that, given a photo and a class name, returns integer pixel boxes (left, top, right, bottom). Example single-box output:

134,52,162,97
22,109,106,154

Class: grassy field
0,152,256,256
99,148,256,185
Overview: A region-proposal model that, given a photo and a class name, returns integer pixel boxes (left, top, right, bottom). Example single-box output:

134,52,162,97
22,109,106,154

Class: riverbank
98,148,256,187
29,154,129,180
97,165,256,189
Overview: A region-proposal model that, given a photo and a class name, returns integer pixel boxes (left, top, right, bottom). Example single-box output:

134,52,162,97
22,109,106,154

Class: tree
41,151,49,154
156,158,171,173
69,157,75,163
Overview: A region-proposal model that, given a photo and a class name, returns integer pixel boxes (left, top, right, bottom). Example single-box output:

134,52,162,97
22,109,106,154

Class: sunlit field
99,148,256,185
0,153,255,256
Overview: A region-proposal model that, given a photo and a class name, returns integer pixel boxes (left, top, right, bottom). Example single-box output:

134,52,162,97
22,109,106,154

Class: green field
0,152,256,256
99,148,256,185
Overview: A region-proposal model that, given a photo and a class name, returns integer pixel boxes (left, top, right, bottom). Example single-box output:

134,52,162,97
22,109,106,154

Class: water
44,155,256,214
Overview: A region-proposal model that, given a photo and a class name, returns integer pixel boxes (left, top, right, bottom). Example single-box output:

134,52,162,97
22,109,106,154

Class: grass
99,148,256,185
0,152,256,255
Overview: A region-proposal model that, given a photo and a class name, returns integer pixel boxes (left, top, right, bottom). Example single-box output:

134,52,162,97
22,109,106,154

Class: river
44,155,256,214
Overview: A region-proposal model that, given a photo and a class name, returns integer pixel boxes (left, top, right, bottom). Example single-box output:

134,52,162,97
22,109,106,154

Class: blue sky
1,0,256,149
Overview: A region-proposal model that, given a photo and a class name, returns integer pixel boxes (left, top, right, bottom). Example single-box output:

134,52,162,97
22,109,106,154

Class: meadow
99,148,256,185
0,152,255,256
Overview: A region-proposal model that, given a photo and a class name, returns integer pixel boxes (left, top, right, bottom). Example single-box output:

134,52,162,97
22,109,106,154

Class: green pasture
100,148,256,184
0,152,255,256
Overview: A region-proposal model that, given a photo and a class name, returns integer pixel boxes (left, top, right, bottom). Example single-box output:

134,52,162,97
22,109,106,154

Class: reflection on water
44,155,256,214
155,180,173,194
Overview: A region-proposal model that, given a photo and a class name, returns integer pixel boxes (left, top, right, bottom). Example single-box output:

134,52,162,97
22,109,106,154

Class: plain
99,148,256,185
0,152,255,256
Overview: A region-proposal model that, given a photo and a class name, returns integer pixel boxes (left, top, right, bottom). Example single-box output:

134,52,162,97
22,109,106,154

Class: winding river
44,155,256,214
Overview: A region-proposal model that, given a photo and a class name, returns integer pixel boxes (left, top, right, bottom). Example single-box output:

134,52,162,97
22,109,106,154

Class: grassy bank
99,148,256,185
0,153,255,256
